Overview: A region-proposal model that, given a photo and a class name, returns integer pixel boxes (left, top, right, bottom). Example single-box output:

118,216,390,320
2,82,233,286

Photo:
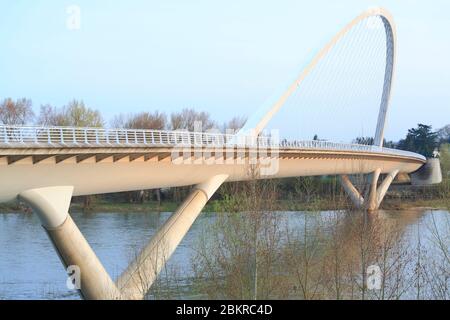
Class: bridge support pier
117,174,229,300
339,175,365,209
367,168,381,212
376,169,399,208
18,175,228,300
340,169,399,212
19,186,120,300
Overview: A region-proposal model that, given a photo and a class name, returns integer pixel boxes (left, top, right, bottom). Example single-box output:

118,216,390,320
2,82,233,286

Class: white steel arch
240,7,396,147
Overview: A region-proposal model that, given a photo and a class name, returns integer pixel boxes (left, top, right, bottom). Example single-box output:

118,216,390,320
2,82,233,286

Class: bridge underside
0,147,423,202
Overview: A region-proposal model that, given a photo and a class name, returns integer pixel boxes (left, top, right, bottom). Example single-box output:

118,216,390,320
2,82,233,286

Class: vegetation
397,124,439,158
437,125,450,144
190,174,450,300
438,143,450,202
38,100,103,127
0,98,34,125
112,111,166,130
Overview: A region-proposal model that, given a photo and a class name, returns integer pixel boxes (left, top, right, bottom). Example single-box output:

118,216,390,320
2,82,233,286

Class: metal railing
0,125,426,161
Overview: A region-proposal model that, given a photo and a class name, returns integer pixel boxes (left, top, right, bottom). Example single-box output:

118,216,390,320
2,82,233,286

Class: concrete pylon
19,186,120,300
376,169,399,207
339,175,364,209
366,168,381,212
117,174,228,300
340,169,398,212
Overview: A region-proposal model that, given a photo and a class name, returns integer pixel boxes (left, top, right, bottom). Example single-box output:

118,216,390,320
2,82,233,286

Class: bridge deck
0,125,425,162
0,125,426,202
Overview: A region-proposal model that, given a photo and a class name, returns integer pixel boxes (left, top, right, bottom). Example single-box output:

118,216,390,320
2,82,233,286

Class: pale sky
0,0,449,142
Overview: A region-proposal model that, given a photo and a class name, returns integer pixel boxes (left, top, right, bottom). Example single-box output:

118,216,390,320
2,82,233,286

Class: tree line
352,124,449,158
1,97,448,155
0,97,247,133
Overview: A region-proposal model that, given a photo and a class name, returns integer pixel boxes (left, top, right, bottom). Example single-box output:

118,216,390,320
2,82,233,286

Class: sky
0,0,449,142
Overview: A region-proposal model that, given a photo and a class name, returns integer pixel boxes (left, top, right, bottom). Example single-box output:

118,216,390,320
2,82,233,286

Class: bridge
0,8,440,299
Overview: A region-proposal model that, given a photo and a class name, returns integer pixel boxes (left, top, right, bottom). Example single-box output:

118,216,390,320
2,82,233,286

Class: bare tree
424,212,450,299
223,116,247,132
0,97,34,125
437,124,450,143
283,213,326,299
113,111,167,130
110,113,127,129
192,169,288,299
64,100,103,127
170,108,216,131
37,104,66,126
37,100,103,127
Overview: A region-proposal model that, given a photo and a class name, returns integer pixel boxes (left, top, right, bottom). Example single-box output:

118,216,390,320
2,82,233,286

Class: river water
0,208,449,299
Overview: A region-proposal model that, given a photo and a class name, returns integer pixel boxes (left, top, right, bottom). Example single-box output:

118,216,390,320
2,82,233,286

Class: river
0,208,449,299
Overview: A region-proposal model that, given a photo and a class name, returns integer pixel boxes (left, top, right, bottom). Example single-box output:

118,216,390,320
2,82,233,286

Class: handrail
0,125,426,161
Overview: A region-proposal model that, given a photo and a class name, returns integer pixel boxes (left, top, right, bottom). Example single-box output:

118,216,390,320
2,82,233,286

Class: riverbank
1,196,448,214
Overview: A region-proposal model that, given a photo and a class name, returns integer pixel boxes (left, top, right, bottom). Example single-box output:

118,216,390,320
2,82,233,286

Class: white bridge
0,8,438,300
0,125,427,159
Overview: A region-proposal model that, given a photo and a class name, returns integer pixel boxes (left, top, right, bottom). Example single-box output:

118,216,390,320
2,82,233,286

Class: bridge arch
240,7,396,147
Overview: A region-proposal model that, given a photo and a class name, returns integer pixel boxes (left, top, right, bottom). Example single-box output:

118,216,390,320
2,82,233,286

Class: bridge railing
0,125,247,147
0,125,425,161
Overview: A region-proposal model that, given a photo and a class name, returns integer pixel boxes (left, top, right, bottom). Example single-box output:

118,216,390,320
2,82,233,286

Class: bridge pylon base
340,169,399,212
19,186,120,299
